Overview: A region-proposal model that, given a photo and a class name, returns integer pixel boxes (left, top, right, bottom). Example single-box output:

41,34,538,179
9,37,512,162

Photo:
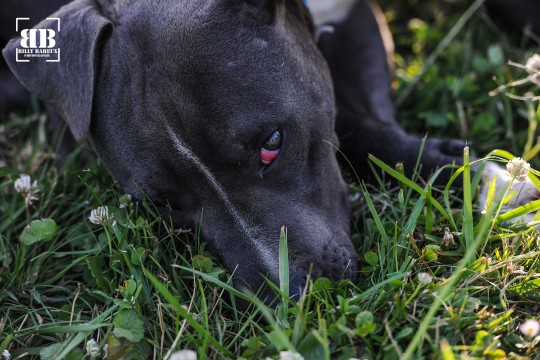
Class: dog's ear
2,0,112,142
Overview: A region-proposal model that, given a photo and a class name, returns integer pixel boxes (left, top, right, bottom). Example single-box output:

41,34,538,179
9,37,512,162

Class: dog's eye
260,129,282,166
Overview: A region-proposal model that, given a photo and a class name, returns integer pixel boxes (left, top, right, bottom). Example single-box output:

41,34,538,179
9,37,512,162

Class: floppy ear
2,0,112,142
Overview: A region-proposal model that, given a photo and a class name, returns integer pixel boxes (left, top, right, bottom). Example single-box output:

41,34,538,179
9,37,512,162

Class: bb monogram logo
15,18,61,63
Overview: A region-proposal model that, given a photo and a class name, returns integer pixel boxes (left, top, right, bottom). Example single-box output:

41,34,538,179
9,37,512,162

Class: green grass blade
368,154,451,222
174,265,256,303
495,199,540,224
144,269,233,357
278,226,290,327
523,100,537,157
37,305,118,360
403,222,491,359
349,272,410,305
462,147,474,253
396,0,486,105
425,184,433,234
248,292,295,352
0,334,13,358
489,149,516,160
360,182,391,249
33,323,110,334
399,195,425,246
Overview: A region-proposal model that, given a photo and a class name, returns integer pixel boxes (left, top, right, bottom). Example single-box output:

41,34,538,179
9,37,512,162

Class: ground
1,0,540,359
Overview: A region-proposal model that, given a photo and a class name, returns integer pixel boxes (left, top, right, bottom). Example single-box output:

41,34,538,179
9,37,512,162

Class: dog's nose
284,227,358,295
337,246,359,283
339,247,359,282
287,245,358,301
319,233,358,282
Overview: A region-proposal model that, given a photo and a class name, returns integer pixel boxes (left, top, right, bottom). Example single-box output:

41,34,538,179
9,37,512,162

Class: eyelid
260,148,280,166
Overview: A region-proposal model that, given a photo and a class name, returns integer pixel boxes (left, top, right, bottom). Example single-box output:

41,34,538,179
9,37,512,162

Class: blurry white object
479,161,540,225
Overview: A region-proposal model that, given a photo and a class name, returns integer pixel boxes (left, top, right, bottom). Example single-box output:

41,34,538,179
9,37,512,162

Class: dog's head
3,0,358,300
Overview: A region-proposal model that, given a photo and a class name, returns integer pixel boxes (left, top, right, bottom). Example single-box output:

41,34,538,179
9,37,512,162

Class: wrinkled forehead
121,0,320,72
120,0,309,40
178,21,334,133
117,0,334,132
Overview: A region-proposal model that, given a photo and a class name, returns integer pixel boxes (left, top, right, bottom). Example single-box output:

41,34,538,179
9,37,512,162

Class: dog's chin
231,258,358,311
214,231,358,309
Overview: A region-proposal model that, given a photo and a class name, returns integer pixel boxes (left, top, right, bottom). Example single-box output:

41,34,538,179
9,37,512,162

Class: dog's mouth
157,199,359,298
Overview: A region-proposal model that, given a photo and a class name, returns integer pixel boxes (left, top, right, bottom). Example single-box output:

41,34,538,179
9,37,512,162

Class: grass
1,0,540,359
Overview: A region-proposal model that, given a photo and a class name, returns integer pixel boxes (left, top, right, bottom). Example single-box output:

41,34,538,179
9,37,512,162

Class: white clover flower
520,319,540,338
417,272,433,285
279,351,304,360
2,349,11,360
506,157,531,183
85,338,101,358
14,174,40,206
525,53,540,86
89,206,115,225
14,174,34,193
170,350,197,360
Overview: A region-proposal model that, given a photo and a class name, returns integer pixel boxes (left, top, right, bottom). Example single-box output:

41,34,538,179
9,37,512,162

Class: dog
2,0,538,301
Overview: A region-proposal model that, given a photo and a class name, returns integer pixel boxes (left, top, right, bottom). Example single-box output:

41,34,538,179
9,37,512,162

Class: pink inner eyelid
260,148,280,166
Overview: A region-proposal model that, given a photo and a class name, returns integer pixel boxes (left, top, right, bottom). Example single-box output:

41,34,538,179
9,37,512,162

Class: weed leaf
191,255,213,273
364,252,378,268
297,330,330,360
86,256,114,293
113,309,145,342
509,278,540,296
106,335,151,360
20,219,57,245
39,343,62,360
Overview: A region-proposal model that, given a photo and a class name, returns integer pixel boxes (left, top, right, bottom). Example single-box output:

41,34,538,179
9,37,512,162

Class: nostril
319,240,358,280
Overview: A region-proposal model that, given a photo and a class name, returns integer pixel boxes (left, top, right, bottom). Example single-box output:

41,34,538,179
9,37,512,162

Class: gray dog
2,0,537,301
